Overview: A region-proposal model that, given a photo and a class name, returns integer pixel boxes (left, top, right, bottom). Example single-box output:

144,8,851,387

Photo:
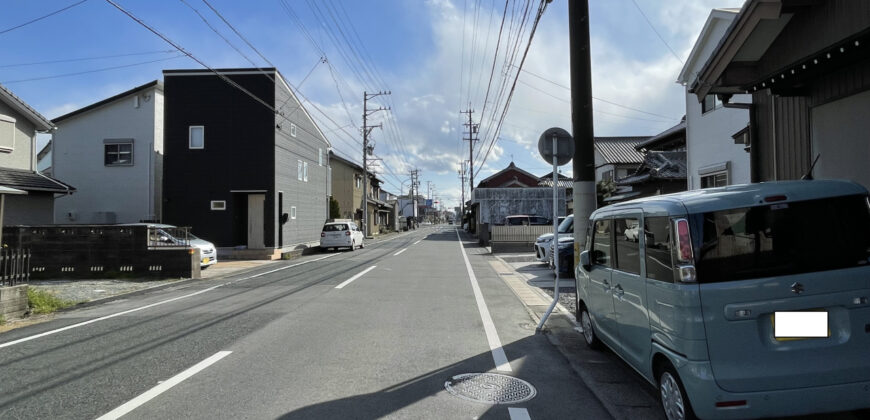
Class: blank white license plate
774,311,828,338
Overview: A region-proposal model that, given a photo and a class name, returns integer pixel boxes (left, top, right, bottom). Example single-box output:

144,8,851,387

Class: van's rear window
323,224,348,232
692,195,870,283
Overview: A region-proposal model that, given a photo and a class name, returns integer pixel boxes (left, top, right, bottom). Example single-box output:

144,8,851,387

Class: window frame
297,160,303,181
644,216,675,283
590,218,613,268
210,200,226,210
700,171,728,188
0,114,15,152
290,123,297,137
701,94,721,114
318,148,323,166
290,206,297,219
613,216,641,275
189,125,204,149
303,161,309,182
104,140,134,166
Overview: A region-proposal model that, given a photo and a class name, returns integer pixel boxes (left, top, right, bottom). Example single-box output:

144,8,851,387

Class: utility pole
460,109,478,196
362,90,390,238
458,161,467,220
409,168,420,226
570,0,596,252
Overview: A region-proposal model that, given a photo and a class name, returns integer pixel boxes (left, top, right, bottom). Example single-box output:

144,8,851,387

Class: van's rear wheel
350,241,355,251
658,366,696,420
578,306,601,349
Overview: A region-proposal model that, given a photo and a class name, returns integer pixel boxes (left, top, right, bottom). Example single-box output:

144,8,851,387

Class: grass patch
0,315,5,325
27,288,78,314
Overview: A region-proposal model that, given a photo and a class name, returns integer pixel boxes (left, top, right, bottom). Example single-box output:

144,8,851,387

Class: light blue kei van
575,180,870,420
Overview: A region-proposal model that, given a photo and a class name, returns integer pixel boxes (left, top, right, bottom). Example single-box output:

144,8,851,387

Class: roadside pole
570,0,596,261
536,128,572,332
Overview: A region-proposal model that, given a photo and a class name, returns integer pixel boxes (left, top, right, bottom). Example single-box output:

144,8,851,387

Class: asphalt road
0,226,609,420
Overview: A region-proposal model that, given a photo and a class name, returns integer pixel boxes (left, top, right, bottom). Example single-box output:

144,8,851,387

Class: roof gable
477,162,540,188
0,83,53,131
52,80,162,124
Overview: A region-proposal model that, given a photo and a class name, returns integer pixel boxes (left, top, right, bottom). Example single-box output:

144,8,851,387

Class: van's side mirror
579,250,591,272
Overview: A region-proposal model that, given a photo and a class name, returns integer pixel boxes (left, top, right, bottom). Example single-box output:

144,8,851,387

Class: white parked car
125,223,217,268
534,214,573,263
320,220,364,251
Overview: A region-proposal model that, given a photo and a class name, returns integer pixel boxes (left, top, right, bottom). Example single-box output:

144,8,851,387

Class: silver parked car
534,214,573,263
576,180,870,420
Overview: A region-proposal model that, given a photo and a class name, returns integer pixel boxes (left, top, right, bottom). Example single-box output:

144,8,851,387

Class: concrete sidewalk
478,245,665,420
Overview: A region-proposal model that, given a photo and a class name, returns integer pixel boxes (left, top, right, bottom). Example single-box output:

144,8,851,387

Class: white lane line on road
96,351,232,420
455,230,512,372
413,240,421,245
508,407,531,420
393,248,408,256
335,266,377,289
0,254,339,350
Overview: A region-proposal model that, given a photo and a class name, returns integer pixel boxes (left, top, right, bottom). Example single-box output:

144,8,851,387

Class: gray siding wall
0,101,37,171
274,79,330,248
52,87,162,223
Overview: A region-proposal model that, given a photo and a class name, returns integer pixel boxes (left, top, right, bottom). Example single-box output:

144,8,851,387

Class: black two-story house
162,68,331,258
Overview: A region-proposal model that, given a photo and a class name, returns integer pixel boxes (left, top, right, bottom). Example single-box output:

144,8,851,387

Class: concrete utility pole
362,90,390,238
570,0,596,252
458,161,467,219
460,109,478,196
409,168,420,224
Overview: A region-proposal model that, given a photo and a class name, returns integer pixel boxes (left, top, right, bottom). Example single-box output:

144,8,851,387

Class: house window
210,200,226,210
297,160,303,181
290,206,297,219
189,126,204,149
290,123,297,137
104,141,133,166
0,114,15,152
303,161,309,182
701,171,728,188
702,94,721,114
318,148,323,166
355,176,361,189
602,170,613,182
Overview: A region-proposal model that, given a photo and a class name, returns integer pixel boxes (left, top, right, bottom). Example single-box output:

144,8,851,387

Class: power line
475,0,547,176
0,0,89,35
515,65,681,120
630,0,683,65
0,50,177,69
0,54,185,84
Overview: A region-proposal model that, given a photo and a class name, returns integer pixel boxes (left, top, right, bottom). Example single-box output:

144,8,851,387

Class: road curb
489,252,662,420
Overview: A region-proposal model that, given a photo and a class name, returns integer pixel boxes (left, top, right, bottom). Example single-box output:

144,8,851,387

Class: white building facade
51,81,164,223
678,9,752,190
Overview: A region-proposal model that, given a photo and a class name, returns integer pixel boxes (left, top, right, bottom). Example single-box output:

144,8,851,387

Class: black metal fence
2,225,196,280
0,248,30,287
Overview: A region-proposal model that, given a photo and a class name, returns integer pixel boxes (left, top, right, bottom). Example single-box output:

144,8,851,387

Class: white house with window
678,8,751,190
51,80,164,223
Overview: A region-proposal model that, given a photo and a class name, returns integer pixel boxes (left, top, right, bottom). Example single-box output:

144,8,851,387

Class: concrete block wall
0,285,28,320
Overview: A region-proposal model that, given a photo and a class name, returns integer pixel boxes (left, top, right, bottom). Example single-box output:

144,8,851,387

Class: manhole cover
444,373,536,404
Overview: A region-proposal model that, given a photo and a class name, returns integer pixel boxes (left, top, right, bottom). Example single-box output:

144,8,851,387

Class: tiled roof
0,167,75,193
594,137,649,164
617,151,687,185
635,120,686,151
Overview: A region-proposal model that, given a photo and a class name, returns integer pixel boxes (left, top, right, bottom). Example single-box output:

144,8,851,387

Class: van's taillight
764,195,787,202
345,231,351,236
674,218,697,283
675,219,693,262
321,232,325,237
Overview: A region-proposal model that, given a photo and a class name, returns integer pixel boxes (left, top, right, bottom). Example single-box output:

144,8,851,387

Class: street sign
538,127,574,166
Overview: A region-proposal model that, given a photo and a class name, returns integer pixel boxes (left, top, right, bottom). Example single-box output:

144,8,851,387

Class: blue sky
1,0,745,210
